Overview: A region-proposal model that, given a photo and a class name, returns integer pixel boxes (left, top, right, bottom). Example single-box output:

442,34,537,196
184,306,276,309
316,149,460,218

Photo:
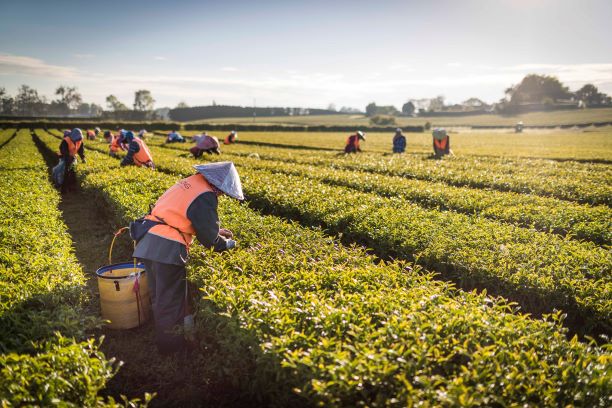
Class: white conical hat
193,162,244,200
433,128,447,140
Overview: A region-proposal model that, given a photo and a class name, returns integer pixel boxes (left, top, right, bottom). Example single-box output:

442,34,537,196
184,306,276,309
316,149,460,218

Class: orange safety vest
109,135,120,152
434,137,448,150
132,137,153,166
145,174,214,249
63,136,82,157
346,134,360,149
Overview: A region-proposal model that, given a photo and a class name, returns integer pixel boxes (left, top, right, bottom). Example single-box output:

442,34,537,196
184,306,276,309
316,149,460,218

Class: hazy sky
1,0,611,109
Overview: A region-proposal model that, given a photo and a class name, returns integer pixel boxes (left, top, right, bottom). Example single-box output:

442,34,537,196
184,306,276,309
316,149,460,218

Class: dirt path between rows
57,186,250,407
30,137,251,406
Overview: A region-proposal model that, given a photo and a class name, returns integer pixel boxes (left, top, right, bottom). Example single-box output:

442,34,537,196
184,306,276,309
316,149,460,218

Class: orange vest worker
434,137,448,150
145,175,214,250
132,137,154,166
64,136,82,157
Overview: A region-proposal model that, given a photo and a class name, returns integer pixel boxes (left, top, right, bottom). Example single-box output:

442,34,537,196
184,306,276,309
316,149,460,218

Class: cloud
221,66,239,72
154,56,167,61
447,62,462,68
0,53,78,77
388,64,415,72
82,63,612,104
73,53,95,59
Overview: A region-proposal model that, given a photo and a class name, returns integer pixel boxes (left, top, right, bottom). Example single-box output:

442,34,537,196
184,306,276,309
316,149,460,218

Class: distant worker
392,128,406,153
224,130,238,145
117,129,129,150
120,131,155,168
139,129,148,139
515,121,524,133
131,162,243,354
432,128,452,158
55,128,85,193
167,130,185,143
190,133,221,157
104,130,122,157
86,129,96,141
94,127,102,137
345,131,366,153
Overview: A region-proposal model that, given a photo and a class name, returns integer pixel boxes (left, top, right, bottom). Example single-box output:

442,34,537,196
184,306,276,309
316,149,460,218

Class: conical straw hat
193,162,244,200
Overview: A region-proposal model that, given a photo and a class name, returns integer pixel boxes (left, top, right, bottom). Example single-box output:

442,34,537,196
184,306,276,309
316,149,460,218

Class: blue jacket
393,134,406,153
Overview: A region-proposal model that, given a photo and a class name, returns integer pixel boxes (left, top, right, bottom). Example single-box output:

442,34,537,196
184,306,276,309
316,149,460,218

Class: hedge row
0,120,179,131
0,130,150,406
2,121,424,133
114,134,612,245
204,156,612,245
471,121,612,130
47,131,612,333
33,129,612,407
182,123,425,132
143,135,612,207
193,145,612,206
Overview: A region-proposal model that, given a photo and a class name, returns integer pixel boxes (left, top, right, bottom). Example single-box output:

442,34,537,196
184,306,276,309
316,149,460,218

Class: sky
1,0,611,110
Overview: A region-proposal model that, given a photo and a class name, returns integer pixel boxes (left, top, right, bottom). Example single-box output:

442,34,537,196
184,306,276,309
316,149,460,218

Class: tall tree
365,102,377,117
176,101,189,108
428,95,445,111
15,85,44,115
55,85,82,110
0,87,13,115
401,101,416,115
133,89,155,111
106,94,128,111
506,74,571,104
574,84,608,106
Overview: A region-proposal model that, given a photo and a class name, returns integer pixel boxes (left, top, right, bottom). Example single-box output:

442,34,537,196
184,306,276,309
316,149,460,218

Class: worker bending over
392,128,406,153
190,133,221,157
132,162,243,354
167,130,185,143
515,121,524,133
432,128,452,158
86,129,96,141
56,128,85,193
104,131,122,157
224,130,238,144
120,131,155,168
345,130,366,153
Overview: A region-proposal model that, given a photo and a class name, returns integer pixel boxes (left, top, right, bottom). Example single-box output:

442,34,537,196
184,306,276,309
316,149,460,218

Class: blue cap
70,128,83,142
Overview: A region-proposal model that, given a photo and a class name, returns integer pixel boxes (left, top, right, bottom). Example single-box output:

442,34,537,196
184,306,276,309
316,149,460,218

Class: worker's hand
219,228,233,239
226,239,237,250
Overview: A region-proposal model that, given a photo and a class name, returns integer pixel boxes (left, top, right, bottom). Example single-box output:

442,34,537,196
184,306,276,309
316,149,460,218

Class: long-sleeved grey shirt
133,191,231,265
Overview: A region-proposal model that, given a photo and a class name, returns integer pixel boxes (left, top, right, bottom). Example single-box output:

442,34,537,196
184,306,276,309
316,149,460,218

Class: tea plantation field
1,127,610,407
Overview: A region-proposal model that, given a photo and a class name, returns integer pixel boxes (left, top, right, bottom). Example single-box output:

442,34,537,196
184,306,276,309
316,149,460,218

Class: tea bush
34,129,612,407
0,130,147,406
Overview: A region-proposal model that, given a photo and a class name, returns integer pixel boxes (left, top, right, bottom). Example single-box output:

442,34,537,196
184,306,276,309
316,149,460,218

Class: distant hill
169,105,345,122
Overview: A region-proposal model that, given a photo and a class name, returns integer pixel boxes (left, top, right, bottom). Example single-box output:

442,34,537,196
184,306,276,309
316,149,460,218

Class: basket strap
133,274,142,326
109,227,129,265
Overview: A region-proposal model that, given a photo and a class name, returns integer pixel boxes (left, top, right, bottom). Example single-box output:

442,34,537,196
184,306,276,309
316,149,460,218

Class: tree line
365,74,612,118
1,74,610,120
0,86,158,119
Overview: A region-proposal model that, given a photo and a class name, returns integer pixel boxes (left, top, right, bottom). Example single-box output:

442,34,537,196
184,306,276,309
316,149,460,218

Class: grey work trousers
143,259,187,354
